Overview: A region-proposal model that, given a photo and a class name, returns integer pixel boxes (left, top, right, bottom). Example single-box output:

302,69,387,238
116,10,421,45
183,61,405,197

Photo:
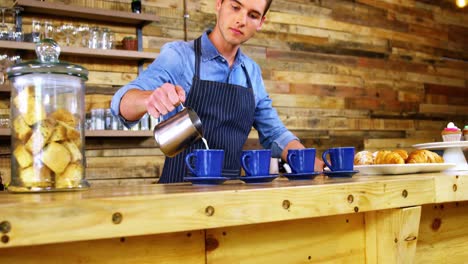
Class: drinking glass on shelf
0,7,10,41
59,23,76,46
101,27,110,49
11,7,23,41
88,26,100,49
44,20,55,39
31,19,41,43
76,24,90,47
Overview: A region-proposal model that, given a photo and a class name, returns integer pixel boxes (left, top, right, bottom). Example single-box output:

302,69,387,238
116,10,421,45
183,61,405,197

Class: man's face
215,0,267,46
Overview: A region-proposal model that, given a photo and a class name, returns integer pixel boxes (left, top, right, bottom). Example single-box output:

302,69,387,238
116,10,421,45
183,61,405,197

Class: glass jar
6,39,89,192
88,26,100,49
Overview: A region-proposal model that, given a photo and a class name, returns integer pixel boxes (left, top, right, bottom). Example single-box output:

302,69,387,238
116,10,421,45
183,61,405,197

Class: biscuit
63,141,82,162
13,144,33,168
25,118,56,154
55,163,83,188
41,142,71,174
19,165,53,188
13,115,32,142
50,108,78,127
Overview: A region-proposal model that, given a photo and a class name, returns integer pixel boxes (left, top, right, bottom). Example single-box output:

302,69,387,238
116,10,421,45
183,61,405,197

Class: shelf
0,128,9,136
85,130,152,137
0,40,158,61
0,84,9,92
0,128,153,137
14,0,159,26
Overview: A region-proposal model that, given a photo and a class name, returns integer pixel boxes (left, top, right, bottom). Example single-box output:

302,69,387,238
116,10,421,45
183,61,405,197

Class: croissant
354,151,374,165
374,150,405,164
406,150,444,164
393,149,408,161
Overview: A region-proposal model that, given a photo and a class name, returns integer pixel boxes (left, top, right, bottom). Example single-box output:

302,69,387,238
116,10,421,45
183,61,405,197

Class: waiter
111,0,324,183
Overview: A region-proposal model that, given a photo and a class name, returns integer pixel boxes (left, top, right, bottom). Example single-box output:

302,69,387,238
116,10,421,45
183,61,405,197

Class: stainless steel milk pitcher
153,106,203,157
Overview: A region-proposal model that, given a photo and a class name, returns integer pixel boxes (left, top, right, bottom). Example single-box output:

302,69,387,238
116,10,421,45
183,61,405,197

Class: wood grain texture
365,206,421,264
416,202,468,264
207,213,366,263
0,231,205,264
0,173,442,248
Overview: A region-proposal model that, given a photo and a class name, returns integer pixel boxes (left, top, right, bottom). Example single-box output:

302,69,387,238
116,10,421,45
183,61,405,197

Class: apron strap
194,37,253,89
194,37,202,80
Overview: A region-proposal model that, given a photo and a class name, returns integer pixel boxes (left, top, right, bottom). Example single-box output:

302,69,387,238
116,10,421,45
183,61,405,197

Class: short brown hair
263,0,273,16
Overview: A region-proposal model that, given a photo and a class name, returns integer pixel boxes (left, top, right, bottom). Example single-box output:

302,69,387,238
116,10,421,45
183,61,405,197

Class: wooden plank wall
0,0,467,186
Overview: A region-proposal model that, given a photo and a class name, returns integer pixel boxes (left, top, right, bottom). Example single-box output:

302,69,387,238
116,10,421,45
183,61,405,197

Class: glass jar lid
6,39,88,80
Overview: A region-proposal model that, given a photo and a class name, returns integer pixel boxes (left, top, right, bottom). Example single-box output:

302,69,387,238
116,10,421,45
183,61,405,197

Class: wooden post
365,206,422,264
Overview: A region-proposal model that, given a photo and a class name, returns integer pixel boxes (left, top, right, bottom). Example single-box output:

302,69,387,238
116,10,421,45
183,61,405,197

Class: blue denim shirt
111,31,298,158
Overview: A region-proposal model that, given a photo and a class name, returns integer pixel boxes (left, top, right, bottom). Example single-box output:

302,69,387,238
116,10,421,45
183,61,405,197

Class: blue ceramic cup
287,148,316,173
322,147,355,172
185,149,224,177
241,149,272,176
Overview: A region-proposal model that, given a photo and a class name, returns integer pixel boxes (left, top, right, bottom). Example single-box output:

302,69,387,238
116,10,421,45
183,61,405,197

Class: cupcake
463,125,468,141
441,122,462,142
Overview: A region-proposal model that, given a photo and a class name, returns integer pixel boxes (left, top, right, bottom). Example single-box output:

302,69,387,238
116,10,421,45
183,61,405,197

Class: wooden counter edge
0,173,466,248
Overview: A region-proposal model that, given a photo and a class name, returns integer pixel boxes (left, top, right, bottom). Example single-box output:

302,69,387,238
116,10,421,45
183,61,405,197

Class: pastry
48,124,68,142
374,150,405,164
441,122,462,142
55,163,83,188
13,85,47,126
50,108,78,127
393,149,408,161
406,150,444,164
25,118,56,154
354,150,374,165
13,115,32,142
19,165,52,188
13,144,33,168
40,142,71,174
56,120,80,140
63,141,83,162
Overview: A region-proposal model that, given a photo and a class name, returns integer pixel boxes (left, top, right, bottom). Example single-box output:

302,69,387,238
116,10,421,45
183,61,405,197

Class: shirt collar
201,30,246,67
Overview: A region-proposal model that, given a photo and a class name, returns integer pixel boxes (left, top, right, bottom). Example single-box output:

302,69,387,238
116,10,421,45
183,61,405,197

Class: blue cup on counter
185,149,224,177
241,149,271,176
322,147,355,172
287,148,316,173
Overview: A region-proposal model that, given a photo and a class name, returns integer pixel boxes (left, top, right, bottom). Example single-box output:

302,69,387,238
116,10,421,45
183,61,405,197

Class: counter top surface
0,171,467,248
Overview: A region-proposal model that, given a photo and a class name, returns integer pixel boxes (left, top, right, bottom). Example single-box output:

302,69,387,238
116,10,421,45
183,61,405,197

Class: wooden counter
0,172,467,263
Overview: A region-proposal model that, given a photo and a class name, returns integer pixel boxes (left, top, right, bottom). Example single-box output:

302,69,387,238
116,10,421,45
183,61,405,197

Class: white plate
413,141,468,150
355,163,456,175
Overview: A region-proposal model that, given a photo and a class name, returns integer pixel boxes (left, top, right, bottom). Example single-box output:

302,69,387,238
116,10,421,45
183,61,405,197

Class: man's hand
281,140,325,172
146,83,186,119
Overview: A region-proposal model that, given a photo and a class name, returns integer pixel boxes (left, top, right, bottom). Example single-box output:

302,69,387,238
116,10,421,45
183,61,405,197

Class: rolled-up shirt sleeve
250,64,298,158
110,42,189,128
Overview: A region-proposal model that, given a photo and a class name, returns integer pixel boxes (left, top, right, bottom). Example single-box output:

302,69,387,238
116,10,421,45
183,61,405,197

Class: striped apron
158,37,256,183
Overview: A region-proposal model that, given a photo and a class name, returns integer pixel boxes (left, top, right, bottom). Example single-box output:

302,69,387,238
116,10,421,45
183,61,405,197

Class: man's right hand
145,83,186,119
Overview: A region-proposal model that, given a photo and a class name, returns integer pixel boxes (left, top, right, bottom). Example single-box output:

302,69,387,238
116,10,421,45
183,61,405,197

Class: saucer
283,171,321,180
184,176,228,185
323,170,359,178
237,174,279,184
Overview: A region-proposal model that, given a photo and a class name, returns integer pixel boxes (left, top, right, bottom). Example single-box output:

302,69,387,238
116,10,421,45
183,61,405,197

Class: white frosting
447,122,459,129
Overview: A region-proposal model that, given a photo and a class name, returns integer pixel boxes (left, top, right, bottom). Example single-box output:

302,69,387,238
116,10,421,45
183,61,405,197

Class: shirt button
221,58,226,62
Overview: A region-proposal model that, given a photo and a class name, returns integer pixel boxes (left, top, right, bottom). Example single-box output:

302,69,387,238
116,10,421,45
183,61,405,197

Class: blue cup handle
241,153,252,176
322,150,333,171
287,152,296,172
185,152,197,175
